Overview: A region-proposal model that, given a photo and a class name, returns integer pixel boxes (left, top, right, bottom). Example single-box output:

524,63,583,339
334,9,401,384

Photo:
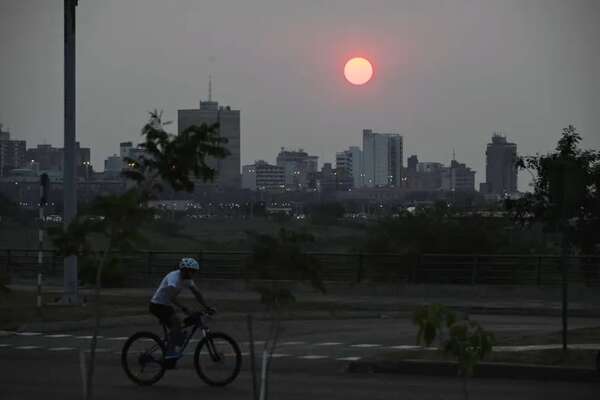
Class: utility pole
62,0,79,304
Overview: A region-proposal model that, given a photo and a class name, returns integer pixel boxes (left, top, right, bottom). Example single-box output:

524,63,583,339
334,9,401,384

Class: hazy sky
1,0,599,191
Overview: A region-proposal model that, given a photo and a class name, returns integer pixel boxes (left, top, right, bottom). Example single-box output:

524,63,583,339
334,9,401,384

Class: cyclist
149,257,216,360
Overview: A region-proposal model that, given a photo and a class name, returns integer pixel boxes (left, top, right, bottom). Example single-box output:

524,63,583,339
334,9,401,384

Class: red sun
344,57,373,85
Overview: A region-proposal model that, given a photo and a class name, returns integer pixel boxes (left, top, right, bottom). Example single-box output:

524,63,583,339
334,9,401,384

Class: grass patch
497,326,600,346
373,348,598,368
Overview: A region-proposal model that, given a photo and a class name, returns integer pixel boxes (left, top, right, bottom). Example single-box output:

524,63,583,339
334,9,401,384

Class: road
1,314,599,399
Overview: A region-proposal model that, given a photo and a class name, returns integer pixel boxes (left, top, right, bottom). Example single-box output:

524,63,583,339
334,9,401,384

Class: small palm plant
413,304,495,400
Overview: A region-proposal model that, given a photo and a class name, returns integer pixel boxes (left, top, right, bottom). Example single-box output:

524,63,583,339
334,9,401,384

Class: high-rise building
178,99,241,188
441,160,476,192
26,142,90,175
0,124,9,141
362,129,403,187
276,148,318,190
0,126,26,177
104,154,123,177
242,160,285,191
336,146,363,188
484,133,518,196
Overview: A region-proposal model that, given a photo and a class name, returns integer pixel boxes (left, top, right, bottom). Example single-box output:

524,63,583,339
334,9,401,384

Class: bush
0,270,10,293
79,256,127,288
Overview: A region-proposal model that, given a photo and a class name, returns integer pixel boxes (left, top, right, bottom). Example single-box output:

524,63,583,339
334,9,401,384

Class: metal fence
2,249,600,287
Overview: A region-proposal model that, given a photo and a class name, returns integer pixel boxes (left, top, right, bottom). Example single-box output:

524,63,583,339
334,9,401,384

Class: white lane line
75,336,104,340
48,347,76,351
45,334,73,338
280,341,305,346
0,344,12,348
105,337,128,341
240,340,266,346
84,348,111,353
270,353,291,358
16,332,43,336
350,344,382,348
314,342,343,346
15,346,41,350
336,356,362,361
388,345,422,350
298,355,328,360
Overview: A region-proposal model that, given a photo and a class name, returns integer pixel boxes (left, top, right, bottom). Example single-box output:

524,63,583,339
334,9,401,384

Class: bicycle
121,311,242,386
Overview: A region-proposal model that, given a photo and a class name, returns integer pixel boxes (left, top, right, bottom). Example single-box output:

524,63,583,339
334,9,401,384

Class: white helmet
178,257,200,271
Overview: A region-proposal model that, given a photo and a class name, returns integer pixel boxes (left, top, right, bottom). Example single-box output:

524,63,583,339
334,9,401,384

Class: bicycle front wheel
194,332,242,386
121,332,166,386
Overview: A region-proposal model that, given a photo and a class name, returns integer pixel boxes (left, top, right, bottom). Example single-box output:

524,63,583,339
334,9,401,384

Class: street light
62,0,79,304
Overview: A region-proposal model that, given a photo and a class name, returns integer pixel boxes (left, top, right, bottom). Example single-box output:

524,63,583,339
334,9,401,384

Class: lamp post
62,0,79,304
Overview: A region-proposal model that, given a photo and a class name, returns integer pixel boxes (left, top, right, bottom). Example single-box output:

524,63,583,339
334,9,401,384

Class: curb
347,359,600,382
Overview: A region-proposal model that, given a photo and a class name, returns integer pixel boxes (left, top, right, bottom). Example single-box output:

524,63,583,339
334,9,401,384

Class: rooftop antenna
452,148,456,162
208,74,213,102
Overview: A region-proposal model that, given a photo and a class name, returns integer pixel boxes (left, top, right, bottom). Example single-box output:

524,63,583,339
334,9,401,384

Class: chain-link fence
2,249,599,287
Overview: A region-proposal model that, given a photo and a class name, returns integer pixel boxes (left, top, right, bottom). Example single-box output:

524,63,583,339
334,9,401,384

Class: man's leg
166,313,182,355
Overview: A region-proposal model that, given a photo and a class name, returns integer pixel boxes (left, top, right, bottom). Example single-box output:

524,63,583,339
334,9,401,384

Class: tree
413,304,494,400
51,111,229,400
508,125,600,351
244,228,326,400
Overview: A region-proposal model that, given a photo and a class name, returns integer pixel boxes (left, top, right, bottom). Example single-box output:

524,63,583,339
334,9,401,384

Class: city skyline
1,0,599,192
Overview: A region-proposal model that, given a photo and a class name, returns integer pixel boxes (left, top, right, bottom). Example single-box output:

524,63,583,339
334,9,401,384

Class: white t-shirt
150,270,197,306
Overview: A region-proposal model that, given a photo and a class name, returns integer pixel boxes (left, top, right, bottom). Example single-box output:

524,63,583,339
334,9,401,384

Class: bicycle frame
160,313,219,360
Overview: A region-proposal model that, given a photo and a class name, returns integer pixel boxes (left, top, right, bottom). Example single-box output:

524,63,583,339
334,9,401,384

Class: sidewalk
9,284,600,317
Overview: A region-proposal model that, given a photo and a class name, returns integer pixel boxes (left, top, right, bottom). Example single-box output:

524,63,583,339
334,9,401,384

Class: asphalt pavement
1,314,600,399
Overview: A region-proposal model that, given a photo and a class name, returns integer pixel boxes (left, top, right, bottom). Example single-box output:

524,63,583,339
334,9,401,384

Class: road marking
75,335,104,340
298,355,328,360
241,340,266,346
48,347,76,351
45,334,73,338
350,344,382,348
314,342,343,346
270,353,291,358
15,346,41,350
388,345,422,350
280,341,305,346
105,337,128,341
336,356,362,361
16,332,42,336
0,344,12,348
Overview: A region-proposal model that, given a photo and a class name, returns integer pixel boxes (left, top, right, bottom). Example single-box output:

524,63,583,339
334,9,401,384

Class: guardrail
2,249,599,287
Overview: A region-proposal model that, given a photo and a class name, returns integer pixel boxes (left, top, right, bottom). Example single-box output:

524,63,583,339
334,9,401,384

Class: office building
178,98,241,188
484,133,518,196
276,148,318,190
336,146,363,188
242,160,285,191
0,125,27,177
362,129,403,187
441,160,476,192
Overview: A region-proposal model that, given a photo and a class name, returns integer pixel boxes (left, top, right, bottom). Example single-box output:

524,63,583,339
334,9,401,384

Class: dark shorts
149,302,175,325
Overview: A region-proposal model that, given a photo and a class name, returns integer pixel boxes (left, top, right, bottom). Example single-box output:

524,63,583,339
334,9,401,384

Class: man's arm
189,285,210,309
171,297,189,314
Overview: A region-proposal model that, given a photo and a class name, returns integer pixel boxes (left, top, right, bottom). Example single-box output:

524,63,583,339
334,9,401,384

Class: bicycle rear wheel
121,332,166,386
194,332,242,386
